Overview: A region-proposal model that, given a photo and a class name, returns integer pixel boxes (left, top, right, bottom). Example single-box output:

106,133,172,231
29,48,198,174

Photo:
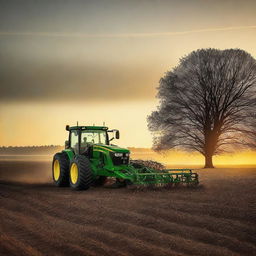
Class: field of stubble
0,160,255,256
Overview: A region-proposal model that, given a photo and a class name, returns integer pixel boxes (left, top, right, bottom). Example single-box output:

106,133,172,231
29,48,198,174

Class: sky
0,0,256,148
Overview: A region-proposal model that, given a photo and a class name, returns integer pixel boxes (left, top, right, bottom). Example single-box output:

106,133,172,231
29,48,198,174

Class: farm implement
52,125,199,190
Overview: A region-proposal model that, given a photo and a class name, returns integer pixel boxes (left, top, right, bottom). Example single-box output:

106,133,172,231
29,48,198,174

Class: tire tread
52,152,69,186
70,155,92,190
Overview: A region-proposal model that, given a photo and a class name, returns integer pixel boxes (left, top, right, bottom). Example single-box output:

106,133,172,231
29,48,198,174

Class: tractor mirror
65,140,69,149
66,125,70,131
115,130,120,139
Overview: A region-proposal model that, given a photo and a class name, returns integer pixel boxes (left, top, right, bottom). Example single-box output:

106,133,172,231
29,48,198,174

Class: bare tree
241,112,256,149
148,49,256,168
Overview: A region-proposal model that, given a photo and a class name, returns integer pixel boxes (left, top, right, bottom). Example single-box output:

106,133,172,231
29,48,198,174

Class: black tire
52,152,70,187
69,155,93,190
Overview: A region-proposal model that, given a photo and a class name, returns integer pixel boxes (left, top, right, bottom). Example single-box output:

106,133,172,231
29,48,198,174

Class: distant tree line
0,146,148,155
0,145,64,155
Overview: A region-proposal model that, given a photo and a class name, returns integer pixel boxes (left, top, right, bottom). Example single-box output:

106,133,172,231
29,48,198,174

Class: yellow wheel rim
53,160,60,181
70,163,79,184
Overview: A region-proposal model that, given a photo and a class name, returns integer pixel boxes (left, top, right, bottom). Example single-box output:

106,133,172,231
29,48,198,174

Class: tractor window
70,131,79,153
81,130,107,145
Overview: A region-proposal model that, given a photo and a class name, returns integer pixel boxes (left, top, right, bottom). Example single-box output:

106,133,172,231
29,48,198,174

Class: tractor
52,125,199,190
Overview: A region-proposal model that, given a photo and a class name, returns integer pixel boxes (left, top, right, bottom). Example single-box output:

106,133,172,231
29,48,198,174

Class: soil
0,161,255,256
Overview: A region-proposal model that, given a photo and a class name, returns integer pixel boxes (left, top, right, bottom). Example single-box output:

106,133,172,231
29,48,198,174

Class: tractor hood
94,144,130,154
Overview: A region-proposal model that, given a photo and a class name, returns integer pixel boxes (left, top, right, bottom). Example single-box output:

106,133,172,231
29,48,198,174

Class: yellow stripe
94,149,106,153
94,145,114,152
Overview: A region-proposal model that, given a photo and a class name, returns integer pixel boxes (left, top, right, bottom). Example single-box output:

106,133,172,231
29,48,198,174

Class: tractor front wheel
69,155,93,190
52,152,69,186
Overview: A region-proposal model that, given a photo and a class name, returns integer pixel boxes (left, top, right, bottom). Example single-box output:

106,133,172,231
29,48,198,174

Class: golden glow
131,150,256,167
0,101,255,167
213,150,256,167
53,160,60,181
70,163,79,184
0,101,157,148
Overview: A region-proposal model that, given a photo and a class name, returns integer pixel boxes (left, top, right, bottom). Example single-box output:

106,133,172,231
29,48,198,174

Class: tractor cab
65,125,123,157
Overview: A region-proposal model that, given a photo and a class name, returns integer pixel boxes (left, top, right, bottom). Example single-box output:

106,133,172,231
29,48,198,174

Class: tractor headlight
114,153,123,157
111,152,130,165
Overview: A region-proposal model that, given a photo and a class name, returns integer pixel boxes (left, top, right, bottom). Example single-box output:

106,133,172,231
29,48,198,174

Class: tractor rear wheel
52,152,69,186
69,155,93,190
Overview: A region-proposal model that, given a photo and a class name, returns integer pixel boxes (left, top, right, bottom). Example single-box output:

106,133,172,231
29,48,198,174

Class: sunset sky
0,0,256,149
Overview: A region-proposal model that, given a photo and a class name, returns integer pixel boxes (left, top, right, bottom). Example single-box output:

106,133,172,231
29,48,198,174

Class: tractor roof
67,125,108,131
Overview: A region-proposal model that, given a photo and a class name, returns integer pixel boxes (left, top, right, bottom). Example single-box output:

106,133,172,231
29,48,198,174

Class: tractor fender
62,149,74,162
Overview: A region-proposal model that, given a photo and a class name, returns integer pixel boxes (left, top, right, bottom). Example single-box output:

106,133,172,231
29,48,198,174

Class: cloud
0,26,256,39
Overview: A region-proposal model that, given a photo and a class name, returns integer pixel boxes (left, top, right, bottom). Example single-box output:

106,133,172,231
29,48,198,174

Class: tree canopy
148,48,256,168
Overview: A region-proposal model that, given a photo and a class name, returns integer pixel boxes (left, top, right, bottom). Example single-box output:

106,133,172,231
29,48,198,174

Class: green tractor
52,125,199,190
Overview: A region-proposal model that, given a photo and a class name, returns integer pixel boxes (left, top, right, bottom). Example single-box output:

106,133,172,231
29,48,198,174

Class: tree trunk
204,154,214,168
